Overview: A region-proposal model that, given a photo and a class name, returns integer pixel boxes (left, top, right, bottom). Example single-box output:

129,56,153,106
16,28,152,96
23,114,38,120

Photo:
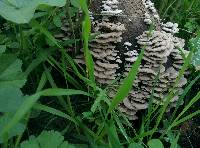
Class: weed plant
0,0,199,148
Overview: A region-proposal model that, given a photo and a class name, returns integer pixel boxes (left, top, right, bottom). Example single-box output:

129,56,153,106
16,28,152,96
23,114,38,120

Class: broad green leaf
20,130,75,148
147,139,164,148
0,0,66,24
37,131,67,148
128,143,144,148
1,88,91,137
108,49,144,113
20,136,39,148
0,56,25,87
0,114,25,143
0,54,26,112
70,0,80,8
0,86,24,112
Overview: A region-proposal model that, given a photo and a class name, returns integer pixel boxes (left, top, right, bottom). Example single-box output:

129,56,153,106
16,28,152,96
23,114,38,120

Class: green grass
154,0,200,40
0,0,199,148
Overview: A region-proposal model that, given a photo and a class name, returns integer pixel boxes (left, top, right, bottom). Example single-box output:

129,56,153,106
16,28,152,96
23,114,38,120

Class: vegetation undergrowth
0,0,199,148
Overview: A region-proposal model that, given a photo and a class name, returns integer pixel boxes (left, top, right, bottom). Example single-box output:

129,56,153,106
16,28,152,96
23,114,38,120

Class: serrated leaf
38,131,65,148
0,54,26,112
147,139,164,148
0,114,25,143
20,136,39,148
20,131,75,148
0,0,66,24
91,90,110,113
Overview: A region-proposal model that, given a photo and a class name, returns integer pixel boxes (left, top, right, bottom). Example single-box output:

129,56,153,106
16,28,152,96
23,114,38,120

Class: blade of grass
30,19,91,86
113,113,130,143
24,48,54,77
48,56,81,89
75,117,102,142
162,104,200,138
162,0,178,19
172,91,200,124
14,71,47,148
106,121,122,148
33,103,77,124
108,48,144,113
130,129,156,142
0,88,92,137
63,53,94,86
151,47,193,138
30,19,61,48
170,110,200,129
43,65,80,133
44,66,69,111
145,69,161,130
36,71,47,92
80,0,95,83
170,74,200,123
170,132,180,148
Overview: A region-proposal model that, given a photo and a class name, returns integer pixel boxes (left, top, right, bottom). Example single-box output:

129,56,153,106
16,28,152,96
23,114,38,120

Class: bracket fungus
79,0,188,120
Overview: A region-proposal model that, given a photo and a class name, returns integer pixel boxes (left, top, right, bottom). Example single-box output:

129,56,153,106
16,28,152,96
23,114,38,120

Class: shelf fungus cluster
91,21,125,84
79,0,188,120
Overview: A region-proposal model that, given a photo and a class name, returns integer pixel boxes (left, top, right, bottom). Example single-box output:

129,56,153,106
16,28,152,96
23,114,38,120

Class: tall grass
154,0,200,41
0,0,200,147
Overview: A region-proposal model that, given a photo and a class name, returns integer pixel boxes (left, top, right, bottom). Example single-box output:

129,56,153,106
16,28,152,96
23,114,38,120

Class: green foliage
0,0,66,24
70,0,80,8
0,88,91,137
0,51,26,112
80,0,95,83
0,45,6,54
128,143,144,148
190,35,200,70
20,130,75,148
0,114,25,143
147,139,164,148
0,0,199,148
184,21,199,33
153,0,200,41
106,121,121,148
